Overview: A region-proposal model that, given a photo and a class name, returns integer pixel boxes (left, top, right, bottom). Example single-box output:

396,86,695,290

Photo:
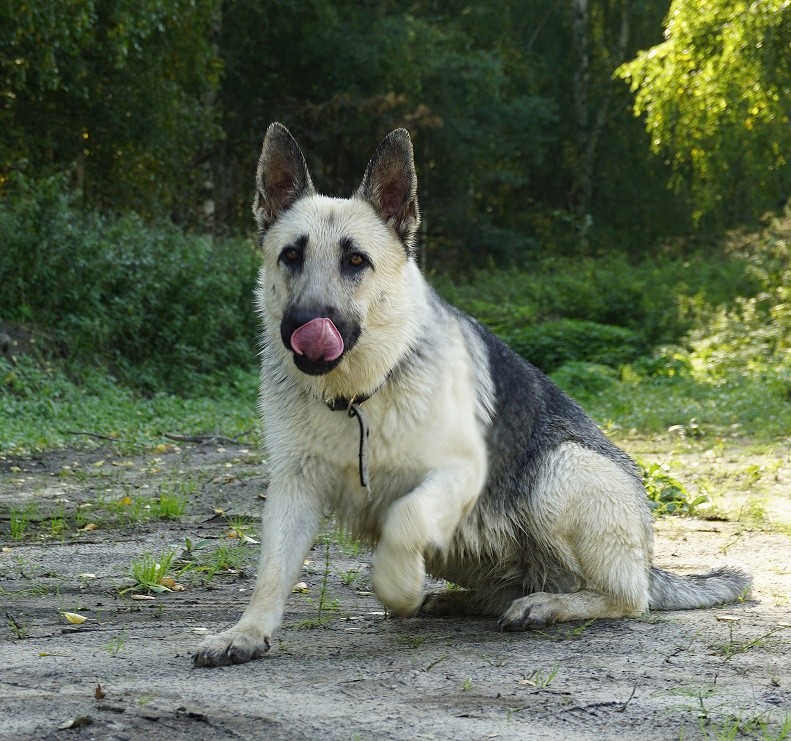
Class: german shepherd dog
193,124,750,667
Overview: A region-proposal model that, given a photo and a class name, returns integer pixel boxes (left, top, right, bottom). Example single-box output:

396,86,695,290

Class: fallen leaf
192,627,209,634
130,594,156,601
61,612,88,625
715,615,742,623
95,684,105,700
158,577,186,591
112,460,135,468
292,582,309,593
81,523,100,532
240,535,258,545
77,573,97,580
92,460,105,467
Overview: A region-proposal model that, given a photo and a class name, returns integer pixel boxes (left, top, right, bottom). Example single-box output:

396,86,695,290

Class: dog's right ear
253,123,315,234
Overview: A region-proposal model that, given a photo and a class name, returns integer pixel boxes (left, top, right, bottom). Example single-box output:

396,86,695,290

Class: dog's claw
193,631,271,668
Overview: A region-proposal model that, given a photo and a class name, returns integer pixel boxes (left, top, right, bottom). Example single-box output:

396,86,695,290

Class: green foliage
434,250,759,349
0,176,260,390
0,0,222,219
506,319,647,373
0,354,259,454
639,461,708,517
123,550,177,594
618,0,791,225
550,362,618,396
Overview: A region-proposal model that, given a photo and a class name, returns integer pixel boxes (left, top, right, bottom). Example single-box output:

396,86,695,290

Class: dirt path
1,442,790,740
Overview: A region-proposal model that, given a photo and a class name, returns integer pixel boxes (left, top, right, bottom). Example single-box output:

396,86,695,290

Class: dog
193,123,750,667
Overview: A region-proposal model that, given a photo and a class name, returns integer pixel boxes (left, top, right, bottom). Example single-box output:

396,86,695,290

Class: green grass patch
0,356,259,454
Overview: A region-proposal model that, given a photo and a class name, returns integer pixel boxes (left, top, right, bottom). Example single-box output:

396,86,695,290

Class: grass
523,663,560,689
122,550,178,594
106,631,127,658
715,623,788,660
9,504,36,540
295,541,340,629
0,356,259,455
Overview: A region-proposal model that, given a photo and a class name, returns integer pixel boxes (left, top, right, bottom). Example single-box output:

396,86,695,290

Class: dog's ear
253,123,315,234
356,129,421,257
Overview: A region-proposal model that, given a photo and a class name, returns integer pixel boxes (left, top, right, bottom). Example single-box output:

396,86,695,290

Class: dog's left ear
254,122,315,235
356,129,421,257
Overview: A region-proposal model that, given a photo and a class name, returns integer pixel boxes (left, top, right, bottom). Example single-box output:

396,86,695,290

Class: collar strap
326,400,370,488
325,394,370,412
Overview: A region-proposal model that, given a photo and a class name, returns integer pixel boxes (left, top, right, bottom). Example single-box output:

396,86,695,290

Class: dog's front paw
498,593,563,631
193,625,271,668
371,546,424,616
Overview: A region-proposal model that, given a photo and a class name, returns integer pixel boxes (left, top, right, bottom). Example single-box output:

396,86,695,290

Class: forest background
0,0,789,450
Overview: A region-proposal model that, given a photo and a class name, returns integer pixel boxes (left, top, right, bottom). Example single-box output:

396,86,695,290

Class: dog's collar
324,394,370,412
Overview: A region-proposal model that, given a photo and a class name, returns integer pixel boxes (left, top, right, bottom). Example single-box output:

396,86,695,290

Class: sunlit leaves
617,0,791,225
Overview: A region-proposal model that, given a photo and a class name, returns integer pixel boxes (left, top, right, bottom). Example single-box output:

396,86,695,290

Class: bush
550,362,618,397
0,175,260,391
505,319,648,373
433,251,760,348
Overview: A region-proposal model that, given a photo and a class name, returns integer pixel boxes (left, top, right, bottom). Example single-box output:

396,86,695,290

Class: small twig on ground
163,428,255,446
63,431,119,442
617,684,638,712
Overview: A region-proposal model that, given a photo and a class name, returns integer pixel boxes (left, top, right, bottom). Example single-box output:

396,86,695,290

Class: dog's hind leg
372,461,485,616
499,444,653,630
193,472,325,667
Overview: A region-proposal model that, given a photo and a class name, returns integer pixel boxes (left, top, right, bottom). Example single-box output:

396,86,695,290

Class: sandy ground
1,441,790,740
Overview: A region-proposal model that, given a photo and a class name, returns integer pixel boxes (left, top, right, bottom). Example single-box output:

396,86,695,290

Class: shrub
550,362,618,396
0,175,260,391
505,319,648,373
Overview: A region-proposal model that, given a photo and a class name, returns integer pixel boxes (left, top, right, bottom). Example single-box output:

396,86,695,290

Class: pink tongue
290,318,344,362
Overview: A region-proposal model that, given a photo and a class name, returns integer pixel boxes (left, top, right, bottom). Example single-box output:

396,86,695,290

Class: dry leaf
95,684,105,700
158,576,185,591
192,627,209,634
112,460,135,468
77,573,97,579
61,612,88,625
130,594,156,601
240,535,258,545
93,460,105,467
292,582,309,593
81,523,100,532
715,614,742,623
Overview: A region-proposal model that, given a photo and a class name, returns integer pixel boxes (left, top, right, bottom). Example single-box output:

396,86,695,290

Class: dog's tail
648,564,751,610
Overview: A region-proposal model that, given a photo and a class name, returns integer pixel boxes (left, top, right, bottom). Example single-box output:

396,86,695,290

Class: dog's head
253,123,423,397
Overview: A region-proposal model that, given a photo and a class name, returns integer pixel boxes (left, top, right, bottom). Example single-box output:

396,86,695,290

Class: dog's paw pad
193,629,271,668
498,594,560,632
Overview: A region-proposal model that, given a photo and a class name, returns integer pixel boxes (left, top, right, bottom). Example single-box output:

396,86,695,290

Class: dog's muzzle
280,307,360,375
